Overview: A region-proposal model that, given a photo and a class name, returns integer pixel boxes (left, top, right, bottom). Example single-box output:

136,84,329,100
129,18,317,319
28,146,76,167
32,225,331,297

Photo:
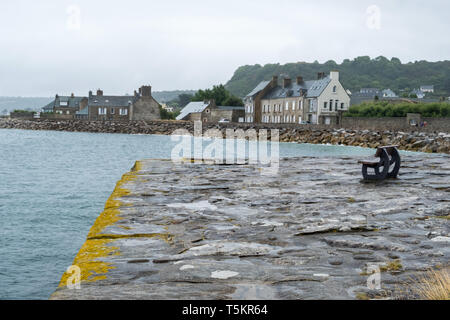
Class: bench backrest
375,145,399,157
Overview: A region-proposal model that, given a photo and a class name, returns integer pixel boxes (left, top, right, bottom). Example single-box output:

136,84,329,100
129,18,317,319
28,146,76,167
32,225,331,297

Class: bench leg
361,149,390,180
387,148,401,178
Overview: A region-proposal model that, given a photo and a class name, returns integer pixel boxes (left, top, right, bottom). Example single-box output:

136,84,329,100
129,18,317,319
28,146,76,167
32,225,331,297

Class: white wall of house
316,72,350,124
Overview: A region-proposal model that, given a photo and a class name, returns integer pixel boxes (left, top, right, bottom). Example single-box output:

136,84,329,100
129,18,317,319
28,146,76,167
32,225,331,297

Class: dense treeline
344,102,450,118
225,56,450,98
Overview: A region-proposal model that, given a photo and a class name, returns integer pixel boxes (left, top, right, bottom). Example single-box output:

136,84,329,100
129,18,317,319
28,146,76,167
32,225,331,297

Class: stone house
82,86,161,121
42,93,88,119
176,100,215,121
244,71,350,125
176,100,244,123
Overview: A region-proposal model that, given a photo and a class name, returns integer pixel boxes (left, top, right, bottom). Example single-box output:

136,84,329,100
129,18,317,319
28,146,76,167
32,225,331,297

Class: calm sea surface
0,128,379,299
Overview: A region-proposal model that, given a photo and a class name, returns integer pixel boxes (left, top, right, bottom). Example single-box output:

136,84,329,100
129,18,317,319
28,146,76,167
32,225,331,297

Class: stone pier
51,154,449,300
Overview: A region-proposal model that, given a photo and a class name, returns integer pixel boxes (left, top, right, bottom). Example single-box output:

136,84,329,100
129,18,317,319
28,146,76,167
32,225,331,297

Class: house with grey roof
244,71,350,125
176,100,244,123
382,89,397,98
411,88,425,99
85,85,161,121
42,93,88,119
176,100,213,121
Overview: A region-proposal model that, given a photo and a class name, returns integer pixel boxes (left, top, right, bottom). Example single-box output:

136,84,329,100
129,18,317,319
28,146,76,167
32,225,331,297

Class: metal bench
358,145,401,180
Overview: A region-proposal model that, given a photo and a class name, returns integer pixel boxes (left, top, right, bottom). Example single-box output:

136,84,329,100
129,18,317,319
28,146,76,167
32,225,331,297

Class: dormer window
333,85,337,93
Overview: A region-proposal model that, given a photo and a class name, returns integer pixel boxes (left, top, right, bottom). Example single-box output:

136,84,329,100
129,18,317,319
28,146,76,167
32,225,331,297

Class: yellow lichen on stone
58,239,119,287
57,161,143,288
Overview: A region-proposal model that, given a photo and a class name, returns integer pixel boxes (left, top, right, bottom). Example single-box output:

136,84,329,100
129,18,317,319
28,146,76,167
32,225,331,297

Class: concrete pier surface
51,154,449,300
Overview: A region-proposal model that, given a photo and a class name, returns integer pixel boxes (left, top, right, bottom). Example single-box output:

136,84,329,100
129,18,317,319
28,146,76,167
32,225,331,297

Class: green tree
192,84,243,106
177,93,193,108
159,105,179,120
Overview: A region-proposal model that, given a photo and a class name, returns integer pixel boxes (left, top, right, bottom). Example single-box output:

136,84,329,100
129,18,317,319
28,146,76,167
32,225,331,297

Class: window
333,85,337,93
99,107,107,115
120,108,128,116
329,100,333,111
60,101,68,107
335,100,338,111
292,101,296,110
324,102,328,109
341,103,344,109
111,108,115,114
285,101,289,111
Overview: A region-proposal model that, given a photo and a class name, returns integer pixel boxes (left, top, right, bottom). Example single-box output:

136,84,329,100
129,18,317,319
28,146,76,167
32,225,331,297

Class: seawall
50,156,449,300
1,118,449,154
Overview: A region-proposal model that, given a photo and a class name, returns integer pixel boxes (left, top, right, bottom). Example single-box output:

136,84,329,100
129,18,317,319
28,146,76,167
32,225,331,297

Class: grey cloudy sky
0,0,449,96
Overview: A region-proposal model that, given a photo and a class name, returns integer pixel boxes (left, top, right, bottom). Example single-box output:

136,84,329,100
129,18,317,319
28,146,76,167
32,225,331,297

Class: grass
379,260,403,272
355,292,370,300
412,268,450,300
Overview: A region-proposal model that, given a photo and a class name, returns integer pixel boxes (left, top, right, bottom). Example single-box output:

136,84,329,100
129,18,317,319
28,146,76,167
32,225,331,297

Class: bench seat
358,159,380,166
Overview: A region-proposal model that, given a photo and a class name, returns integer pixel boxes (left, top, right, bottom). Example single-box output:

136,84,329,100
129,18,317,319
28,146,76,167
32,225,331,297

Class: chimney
140,85,152,97
97,89,103,96
271,75,278,87
55,94,59,99
134,90,138,97
88,90,92,97
330,70,339,81
296,76,303,85
71,93,74,98
317,72,327,80
282,77,291,88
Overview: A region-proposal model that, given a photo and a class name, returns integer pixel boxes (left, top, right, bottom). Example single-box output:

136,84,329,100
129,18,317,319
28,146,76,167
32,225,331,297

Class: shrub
344,102,450,117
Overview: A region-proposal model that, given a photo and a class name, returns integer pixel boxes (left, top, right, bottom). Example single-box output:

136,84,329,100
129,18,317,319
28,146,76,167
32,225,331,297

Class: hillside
0,97,53,114
225,56,450,98
152,90,197,103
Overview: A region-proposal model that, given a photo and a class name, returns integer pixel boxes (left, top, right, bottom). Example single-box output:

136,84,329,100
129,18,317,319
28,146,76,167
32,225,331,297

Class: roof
56,96,86,108
260,77,331,100
176,101,210,120
305,78,331,98
88,95,138,108
42,101,54,112
360,88,379,92
245,80,271,98
382,89,397,96
42,96,87,111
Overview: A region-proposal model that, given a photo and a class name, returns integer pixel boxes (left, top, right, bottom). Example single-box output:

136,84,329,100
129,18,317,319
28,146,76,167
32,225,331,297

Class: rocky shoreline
1,118,449,154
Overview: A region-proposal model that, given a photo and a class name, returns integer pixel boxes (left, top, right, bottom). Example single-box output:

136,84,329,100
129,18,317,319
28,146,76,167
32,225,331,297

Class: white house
420,85,434,93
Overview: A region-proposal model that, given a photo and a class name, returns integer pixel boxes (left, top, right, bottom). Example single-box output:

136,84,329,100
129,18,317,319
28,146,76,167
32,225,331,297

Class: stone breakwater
1,118,450,154
51,155,449,300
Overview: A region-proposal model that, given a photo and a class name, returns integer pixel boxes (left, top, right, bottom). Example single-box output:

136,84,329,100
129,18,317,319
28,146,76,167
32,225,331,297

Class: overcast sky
0,0,449,96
